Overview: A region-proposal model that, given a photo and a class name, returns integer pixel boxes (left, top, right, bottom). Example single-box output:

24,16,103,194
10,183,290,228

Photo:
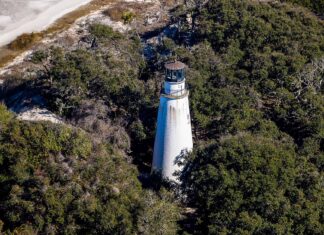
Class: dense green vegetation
1,0,323,234
0,105,180,234
284,0,324,15
27,28,158,169
181,133,323,234
178,0,324,144
174,0,324,233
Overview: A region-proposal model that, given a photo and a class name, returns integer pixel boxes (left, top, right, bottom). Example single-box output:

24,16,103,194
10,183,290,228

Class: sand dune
0,0,92,47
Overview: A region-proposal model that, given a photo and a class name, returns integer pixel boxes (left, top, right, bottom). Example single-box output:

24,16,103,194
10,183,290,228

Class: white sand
17,107,63,124
0,0,92,47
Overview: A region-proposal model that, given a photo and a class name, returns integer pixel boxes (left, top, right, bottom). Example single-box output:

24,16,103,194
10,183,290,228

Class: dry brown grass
103,6,125,21
8,33,42,50
162,0,178,7
103,2,154,21
0,50,17,69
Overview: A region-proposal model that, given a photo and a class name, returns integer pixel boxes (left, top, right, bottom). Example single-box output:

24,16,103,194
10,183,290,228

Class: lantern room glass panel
165,69,185,82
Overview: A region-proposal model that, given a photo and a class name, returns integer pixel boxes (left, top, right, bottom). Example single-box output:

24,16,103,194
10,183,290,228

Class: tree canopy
0,104,180,234
1,0,323,234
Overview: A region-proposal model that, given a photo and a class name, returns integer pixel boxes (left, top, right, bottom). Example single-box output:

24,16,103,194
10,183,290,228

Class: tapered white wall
152,80,193,181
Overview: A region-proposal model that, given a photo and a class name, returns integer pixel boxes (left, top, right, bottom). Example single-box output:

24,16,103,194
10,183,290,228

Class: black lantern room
164,61,186,82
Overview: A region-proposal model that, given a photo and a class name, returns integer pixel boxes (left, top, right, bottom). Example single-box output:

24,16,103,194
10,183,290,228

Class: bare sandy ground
0,0,161,76
0,0,92,47
0,0,166,124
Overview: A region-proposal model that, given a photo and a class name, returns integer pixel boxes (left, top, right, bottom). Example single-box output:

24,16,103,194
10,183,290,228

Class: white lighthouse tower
152,61,193,181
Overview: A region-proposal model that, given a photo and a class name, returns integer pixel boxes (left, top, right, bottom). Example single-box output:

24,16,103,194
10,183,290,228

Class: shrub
122,11,136,24
0,106,180,234
89,23,123,40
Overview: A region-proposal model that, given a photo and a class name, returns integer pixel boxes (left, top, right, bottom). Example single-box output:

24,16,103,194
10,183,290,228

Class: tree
137,189,180,235
0,105,180,234
180,132,323,234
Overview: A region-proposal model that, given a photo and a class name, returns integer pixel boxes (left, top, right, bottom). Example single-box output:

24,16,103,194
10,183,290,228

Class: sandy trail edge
0,0,92,47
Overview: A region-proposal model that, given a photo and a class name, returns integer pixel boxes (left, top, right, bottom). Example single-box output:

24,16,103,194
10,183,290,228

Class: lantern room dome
164,61,186,70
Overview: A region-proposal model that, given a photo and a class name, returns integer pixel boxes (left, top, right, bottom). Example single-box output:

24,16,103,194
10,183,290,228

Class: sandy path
0,0,92,47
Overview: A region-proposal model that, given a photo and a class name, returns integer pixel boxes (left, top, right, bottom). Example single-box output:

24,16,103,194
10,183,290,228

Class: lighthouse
152,61,193,181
